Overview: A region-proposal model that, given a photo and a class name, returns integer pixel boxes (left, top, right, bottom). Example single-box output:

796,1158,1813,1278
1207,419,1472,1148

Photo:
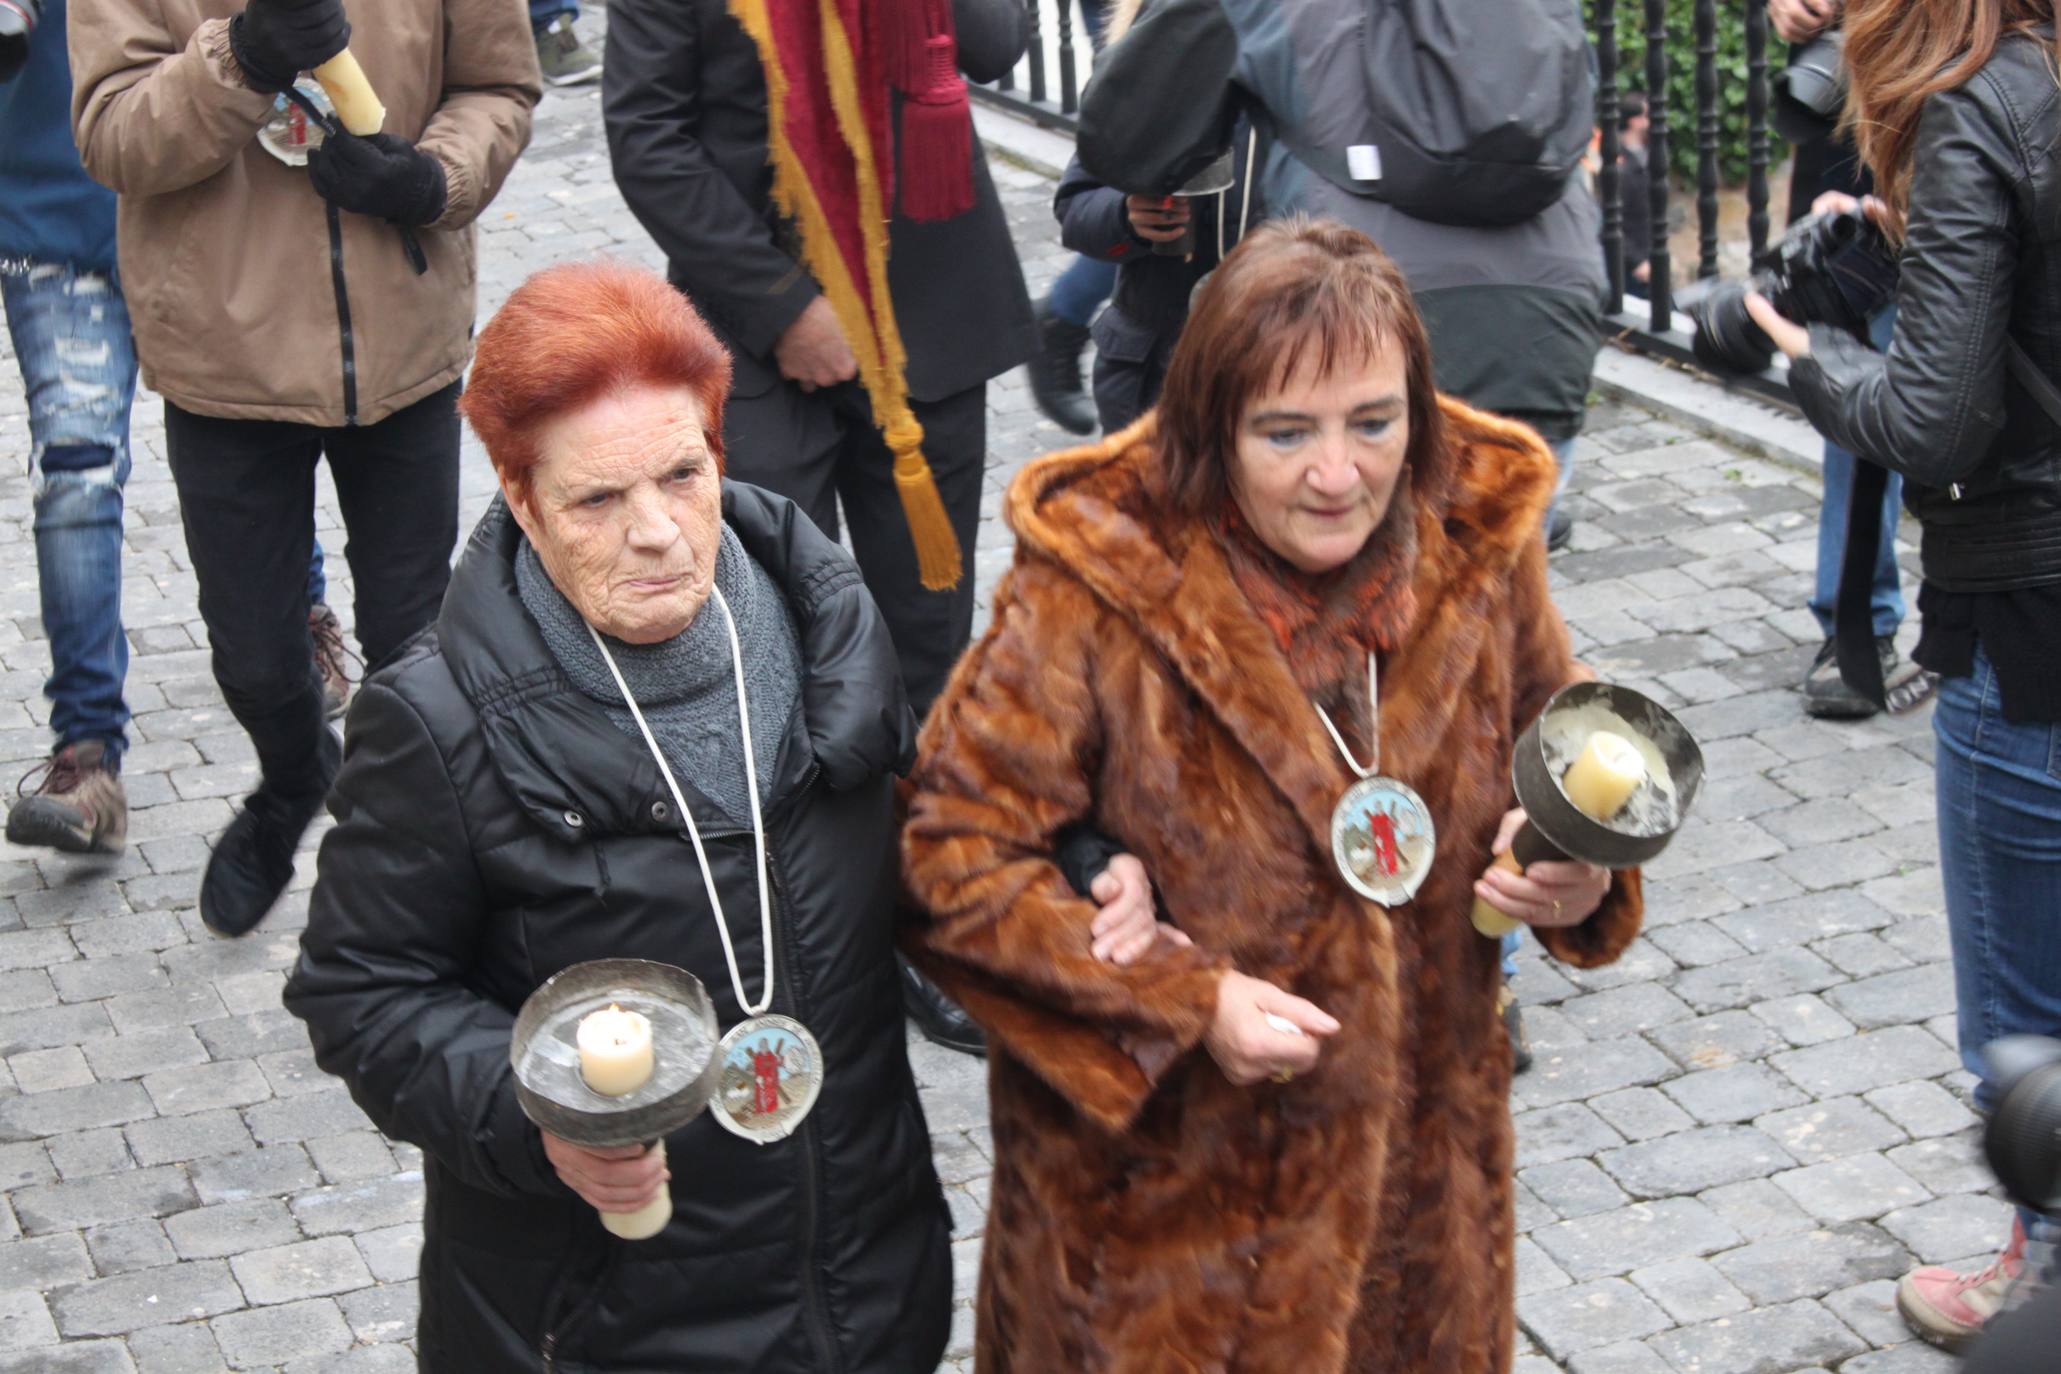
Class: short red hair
461,261,734,501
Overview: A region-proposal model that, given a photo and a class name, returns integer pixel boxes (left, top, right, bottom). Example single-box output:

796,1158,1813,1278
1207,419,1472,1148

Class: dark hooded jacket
284,485,950,1373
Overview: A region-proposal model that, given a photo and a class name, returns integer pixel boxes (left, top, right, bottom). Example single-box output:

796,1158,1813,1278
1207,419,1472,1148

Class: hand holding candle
1471,728,1644,938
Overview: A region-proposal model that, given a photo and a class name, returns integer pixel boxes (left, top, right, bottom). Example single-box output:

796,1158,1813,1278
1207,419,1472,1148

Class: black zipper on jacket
766,822,844,1374
325,201,360,426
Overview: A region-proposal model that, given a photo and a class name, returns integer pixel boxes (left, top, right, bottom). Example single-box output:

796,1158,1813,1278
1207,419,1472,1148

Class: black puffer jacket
284,486,950,1373
1789,28,2061,592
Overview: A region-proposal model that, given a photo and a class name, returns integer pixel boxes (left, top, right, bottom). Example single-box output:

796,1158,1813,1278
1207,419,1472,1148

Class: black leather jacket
1789,29,2061,593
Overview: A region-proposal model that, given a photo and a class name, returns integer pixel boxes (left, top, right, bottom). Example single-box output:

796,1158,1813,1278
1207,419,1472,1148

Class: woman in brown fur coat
901,219,1645,1372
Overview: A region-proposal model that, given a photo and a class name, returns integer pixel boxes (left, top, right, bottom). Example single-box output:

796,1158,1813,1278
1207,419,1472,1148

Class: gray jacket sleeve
1788,82,2018,488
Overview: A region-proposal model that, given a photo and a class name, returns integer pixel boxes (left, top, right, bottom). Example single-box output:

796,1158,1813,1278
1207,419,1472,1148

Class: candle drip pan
1511,682,1707,870
510,959,721,1149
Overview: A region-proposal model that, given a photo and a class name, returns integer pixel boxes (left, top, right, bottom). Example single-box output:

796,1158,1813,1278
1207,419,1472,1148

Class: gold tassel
886,417,963,590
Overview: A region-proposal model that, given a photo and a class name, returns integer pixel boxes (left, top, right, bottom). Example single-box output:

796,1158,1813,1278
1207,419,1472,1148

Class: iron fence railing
974,0,1789,401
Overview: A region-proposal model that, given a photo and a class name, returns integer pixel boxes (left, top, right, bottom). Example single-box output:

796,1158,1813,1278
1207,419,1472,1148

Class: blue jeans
1048,255,1117,329
1934,646,2061,1241
529,0,575,29
1811,310,1905,640
2,265,137,766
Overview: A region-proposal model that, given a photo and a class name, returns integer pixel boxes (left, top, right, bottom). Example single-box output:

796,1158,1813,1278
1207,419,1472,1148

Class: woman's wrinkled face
1229,343,1411,574
510,384,722,645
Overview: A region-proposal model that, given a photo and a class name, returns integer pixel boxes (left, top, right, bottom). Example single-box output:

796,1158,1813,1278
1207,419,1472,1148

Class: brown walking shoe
309,603,359,721
5,741,127,855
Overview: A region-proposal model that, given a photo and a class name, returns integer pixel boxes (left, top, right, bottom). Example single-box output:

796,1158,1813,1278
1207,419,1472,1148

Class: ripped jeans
1,263,137,765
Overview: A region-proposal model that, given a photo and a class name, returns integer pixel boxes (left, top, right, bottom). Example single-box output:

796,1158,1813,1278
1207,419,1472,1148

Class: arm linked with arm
1788,86,2019,489
283,683,562,1202
901,560,1226,1132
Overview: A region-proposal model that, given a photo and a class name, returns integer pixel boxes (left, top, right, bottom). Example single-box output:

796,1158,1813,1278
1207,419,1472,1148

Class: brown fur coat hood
902,400,1644,1373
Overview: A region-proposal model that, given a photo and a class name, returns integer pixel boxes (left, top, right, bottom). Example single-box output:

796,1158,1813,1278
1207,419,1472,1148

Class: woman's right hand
541,1132,669,1214
1125,194,1192,244
1769,0,1837,45
1204,970,1340,1085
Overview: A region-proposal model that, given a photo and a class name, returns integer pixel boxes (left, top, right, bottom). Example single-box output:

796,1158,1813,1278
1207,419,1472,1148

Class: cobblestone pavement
0,18,1991,1374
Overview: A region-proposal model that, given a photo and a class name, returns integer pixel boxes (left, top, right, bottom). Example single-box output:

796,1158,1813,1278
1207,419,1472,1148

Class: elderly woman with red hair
283,262,1158,1371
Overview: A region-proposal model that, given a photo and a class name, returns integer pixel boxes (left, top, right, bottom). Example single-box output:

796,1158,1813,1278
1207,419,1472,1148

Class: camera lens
1690,283,1778,376
1984,1036,2061,1213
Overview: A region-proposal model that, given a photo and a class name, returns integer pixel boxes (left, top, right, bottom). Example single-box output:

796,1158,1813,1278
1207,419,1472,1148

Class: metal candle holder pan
1512,682,1706,870
509,959,721,1149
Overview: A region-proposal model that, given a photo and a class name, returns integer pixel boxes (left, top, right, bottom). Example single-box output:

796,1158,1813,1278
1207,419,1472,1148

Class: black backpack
1273,0,1595,227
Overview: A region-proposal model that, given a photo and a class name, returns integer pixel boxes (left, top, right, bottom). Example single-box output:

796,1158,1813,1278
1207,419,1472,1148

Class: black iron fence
974,0,1787,399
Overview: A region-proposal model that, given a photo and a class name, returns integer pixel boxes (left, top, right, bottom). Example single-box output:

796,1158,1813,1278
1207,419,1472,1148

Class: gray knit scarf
515,525,803,826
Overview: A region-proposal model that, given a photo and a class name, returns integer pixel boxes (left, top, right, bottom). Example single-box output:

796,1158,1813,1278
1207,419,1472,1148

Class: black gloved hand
307,131,449,227
229,0,350,94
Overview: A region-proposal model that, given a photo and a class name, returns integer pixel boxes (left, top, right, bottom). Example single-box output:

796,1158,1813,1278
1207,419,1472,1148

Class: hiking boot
5,741,126,855
1804,635,1939,720
536,15,602,87
309,602,357,721
1499,984,1533,1075
1896,1216,2028,1351
1029,300,1097,436
200,730,341,939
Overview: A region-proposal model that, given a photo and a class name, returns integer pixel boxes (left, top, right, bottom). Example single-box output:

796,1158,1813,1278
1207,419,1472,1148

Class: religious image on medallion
715,1016,821,1141
1331,776,1436,906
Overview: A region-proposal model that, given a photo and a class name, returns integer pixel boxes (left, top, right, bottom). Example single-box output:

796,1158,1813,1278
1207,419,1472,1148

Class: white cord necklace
1313,651,1437,908
1312,650,1380,780
587,587,772,1016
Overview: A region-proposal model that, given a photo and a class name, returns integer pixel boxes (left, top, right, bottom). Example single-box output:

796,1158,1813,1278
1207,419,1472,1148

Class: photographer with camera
1745,0,2061,1350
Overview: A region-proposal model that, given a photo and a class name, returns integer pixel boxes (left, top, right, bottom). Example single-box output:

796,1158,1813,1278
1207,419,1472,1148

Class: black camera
1773,29,1848,144
1689,209,1899,376
1984,1037,2061,1217
0,0,40,85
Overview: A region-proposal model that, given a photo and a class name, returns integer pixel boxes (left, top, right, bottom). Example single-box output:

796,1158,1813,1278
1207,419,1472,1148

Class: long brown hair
1154,217,1451,521
1842,0,2059,224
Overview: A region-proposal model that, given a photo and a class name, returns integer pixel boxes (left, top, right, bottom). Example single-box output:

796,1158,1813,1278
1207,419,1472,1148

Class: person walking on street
1,0,136,855
69,0,539,935
528,0,599,87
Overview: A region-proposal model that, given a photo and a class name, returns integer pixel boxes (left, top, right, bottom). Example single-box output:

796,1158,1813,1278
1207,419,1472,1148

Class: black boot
900,958,986,1057
201,730,341,938
1029,300,1097,436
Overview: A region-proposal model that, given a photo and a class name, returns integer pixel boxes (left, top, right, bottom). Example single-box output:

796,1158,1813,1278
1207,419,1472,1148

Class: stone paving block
68,913,188,962
49,1128,137,1181
143,1061,272,1118
1865,1084,1977,1142
230,1237,372,1307
126,1110,256,1168
1600,1126,1797,1200
1879,916,1951,966
286,1345,418,1374
1517,1278,1672,1360
305,1133,394,1185
0,1144,49,1193
1772,1154,1931,1224
84,1028,211,1083
246,1091,372,1147
1650,1011,1785,1073
85,1221,176,1277
52,1261,245,1337
1771,746,1932,802
187,1148,322,1207
14,1165,196,1235
1588,1088,1695,1144
0,1233,93,1290
1512,1104,1628,1170
1521,1160,1631,1221
1877,1193,2017,1265
1515,1038,1677,1111
1710,1222,1912,1304
1755,1098,1908,1165
1645,1299,1866,1374
289,1172,424,1238
1771,1027,1959,1099
1642,922,1749,970
1838,1345,1961,1373
1626,1256,1751,1325
1821,1278,1913,1348
1514,1236,1570,1299
0,1338,136,1373
351,1225,420,1286
1772,838,1901,893
51,955,168,1005
1747,995,1858,1052
195,1009,311,1061
9,1046,95,1094
1532,1198,1742,1281
1712,888,1895,954
336,1282,415,1346
102,986,227,1036
1663,1064,1809,1125
1566,1341,1674,1374
0,1081,153,1142
163,1201,301,1263
208,1297,352,1369
1823,964,1958,1031
1812,932,1913,980
1672,949,1844,1015
123,1322,226,1374
1559,985,1693,1039
1757,798,1885,849
257,1049,327,1099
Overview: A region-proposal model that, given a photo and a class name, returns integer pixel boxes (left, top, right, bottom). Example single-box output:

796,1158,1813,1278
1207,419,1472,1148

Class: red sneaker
1896,1216,2028,1351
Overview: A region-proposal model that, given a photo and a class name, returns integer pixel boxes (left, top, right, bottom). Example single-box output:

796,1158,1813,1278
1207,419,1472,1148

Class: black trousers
163,383,461,793
723,381,986,719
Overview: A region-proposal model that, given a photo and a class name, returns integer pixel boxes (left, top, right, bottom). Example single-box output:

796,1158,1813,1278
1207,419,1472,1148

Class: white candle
1561,730,1647,822
576,1004,654,1098
600,1141,673,1241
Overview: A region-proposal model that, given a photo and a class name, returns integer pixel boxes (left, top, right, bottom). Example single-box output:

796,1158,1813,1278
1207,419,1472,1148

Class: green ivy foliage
1586,0,1787,185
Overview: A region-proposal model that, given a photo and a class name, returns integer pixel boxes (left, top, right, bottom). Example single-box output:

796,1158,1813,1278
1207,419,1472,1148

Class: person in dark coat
284,263,1155,1372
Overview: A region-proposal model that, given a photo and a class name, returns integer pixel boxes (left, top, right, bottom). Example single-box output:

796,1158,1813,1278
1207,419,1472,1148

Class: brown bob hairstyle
1156,217,1450,520
460,261,734,502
